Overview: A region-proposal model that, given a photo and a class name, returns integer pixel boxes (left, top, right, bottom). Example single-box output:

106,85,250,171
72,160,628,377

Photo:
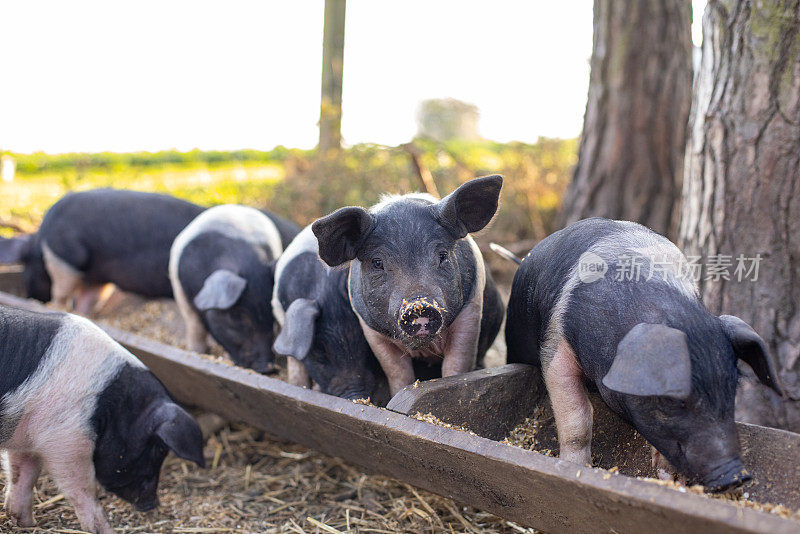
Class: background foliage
1,139,576,251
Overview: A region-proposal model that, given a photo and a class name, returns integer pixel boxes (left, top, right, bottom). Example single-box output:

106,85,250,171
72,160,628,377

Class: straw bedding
1,423,535,533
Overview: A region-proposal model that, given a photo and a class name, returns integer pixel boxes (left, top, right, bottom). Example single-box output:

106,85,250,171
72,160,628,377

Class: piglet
0,189,205,312
271,225,388,401
170,204,289,373
505,217,785,491
0,305,204,534
312,176,505,395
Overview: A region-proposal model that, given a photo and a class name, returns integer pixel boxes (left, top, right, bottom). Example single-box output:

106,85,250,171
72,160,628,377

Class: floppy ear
152,402,205,467
0,235,32,263
436,175,503,239
193,270,247,311
273,298,319,361
312,207,375,267
602,323,692,400
719,315,785,397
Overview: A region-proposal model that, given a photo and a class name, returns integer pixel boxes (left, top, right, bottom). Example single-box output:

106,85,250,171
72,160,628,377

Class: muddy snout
398,297,445,338
702,458,752,493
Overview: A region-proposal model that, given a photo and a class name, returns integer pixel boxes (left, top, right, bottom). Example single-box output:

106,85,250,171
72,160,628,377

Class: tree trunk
319,0,346,156
680,0,800,430
560,0,693,239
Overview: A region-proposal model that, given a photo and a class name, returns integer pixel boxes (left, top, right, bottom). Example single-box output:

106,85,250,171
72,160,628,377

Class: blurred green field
1,139,576,244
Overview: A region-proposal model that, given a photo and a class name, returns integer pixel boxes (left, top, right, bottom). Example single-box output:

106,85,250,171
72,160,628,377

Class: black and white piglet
0,189,205,312
271,225,387,401
0,305,204,534
170,204,295,373
505,218,784,491
312,176,505,395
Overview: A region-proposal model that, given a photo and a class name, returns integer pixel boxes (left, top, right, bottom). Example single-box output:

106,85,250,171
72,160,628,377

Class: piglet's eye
439,251,448,265
372,258,384,270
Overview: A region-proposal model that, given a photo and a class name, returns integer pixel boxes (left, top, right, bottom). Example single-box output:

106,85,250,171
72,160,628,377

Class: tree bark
680,0,800,430
319,0,346,156
560,0,693,239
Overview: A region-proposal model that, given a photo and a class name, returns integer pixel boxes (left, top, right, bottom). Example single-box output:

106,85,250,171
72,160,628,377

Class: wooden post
319,0,346,156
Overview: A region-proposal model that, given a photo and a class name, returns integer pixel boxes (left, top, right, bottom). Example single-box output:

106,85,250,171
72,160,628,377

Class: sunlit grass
1,162,283,229
1,139,577,242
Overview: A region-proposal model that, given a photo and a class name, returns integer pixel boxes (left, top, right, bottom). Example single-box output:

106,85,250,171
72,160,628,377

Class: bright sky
1,1,705,154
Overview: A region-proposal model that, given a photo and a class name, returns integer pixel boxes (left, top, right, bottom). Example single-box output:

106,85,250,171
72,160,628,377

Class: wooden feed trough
0,268,798,534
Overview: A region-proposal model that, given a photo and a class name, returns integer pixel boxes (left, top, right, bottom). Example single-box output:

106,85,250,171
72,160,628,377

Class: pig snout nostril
398,297,444,337
703,460,751,493
707,471,751,493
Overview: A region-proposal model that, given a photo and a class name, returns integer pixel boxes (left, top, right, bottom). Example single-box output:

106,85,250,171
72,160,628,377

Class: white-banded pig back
507,217,785,492
171,204,283,262
170,205,284,373
272,225,322,325
272,225,387,401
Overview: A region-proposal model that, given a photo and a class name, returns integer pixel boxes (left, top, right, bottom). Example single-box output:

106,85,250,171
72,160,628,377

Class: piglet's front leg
44,451,115,534
441,301,481,377
287,357,312,389
73,284,106,316
359,317,415,396
42,245,82,310
174,289,209,353
545,339,593,466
